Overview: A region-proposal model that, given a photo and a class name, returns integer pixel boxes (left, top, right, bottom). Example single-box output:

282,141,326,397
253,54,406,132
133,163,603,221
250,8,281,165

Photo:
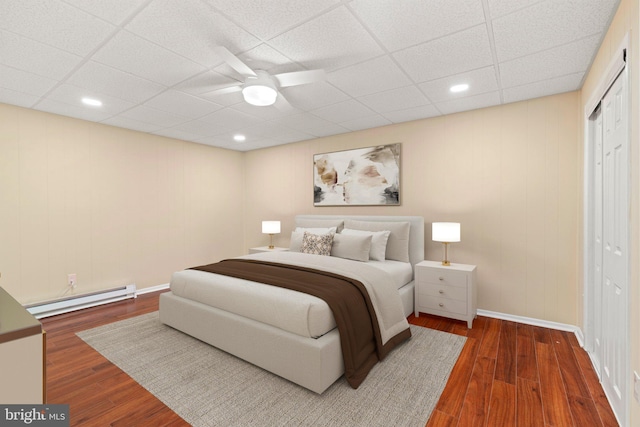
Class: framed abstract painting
313,143,401,206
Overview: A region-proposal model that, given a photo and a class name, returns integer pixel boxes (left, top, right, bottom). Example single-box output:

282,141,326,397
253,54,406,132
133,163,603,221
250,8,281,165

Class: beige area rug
77,312,465,427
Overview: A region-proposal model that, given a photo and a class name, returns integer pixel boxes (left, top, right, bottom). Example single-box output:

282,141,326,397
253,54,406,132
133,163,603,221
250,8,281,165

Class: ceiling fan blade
273,93,295,112
212,46,257,78
274,69,326,88
203,84,242,97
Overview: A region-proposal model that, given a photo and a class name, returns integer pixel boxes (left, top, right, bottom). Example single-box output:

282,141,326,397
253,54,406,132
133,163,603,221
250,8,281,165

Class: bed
159,215,424,394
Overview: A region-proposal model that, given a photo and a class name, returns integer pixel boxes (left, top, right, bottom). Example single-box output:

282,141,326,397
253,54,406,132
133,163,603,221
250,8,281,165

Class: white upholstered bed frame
159,215,424,394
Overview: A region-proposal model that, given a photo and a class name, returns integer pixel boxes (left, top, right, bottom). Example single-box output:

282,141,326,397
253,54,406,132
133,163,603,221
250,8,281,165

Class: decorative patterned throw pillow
301,231,334,256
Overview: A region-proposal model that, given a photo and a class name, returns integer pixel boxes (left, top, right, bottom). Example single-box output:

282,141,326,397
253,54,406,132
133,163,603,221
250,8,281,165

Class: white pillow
343,219,410,262
330,233,372,262
341,228,390,261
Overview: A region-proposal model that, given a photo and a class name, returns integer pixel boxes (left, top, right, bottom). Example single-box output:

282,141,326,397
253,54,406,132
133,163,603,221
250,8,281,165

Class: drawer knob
438,290,444,294
439,277,444,281
439,303,444,307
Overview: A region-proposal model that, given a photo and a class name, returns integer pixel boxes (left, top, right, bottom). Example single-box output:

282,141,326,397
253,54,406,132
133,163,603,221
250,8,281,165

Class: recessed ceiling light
81,97,102,107
233,134,246,142
450,84,469,93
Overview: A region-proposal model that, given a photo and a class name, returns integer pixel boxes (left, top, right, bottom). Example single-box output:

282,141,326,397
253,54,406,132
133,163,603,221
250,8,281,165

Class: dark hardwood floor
41,290,618,426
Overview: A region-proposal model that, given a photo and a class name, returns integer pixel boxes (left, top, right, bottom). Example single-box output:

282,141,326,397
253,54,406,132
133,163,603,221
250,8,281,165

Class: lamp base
441,242,451,266
268,234,274,249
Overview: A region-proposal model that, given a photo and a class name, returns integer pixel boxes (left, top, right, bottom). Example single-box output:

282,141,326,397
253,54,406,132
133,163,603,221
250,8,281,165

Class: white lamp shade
262,221,281,234
432,222,460,242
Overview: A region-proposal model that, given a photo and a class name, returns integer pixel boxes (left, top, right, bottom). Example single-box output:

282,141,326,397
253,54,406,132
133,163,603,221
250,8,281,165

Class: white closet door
592,106,603,377
600,69,629,425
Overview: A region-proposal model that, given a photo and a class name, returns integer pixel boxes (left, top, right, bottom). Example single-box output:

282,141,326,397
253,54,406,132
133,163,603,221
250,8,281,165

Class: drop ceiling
0,0,620,151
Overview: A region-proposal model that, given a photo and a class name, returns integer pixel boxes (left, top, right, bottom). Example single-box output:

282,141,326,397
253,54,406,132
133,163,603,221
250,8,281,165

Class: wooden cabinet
414,260,477,328
0,287,46,403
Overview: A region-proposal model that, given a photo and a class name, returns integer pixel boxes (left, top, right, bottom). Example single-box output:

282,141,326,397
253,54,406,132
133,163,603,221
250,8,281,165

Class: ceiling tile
0,0,116,56
486,0,544,19
119,105,191,128
0,88,40,108
418,67,498,103
91,31,207,86
207,0,340,40
152,128,203,143
311,99,375,123
0,30,83,80
269,6,384,72
66,61,166,103
500,35,600,88
382,105,441,124
35,98,114,122
340,115,392,132
358,85,431,114
492,0,615,62
62,0,149,25
45,83,135,115
435,91,501,115
273,113,349,137
327,56,412,98
242,122,313,143
199,108,264,131
502,72,584,104
145,90,223,118
0,65,58,98
101,115,164,133
230,100,300,120
170,119,233,137
125,0,261,68
393,25,493,83
350,0,485,51
193,135,238,149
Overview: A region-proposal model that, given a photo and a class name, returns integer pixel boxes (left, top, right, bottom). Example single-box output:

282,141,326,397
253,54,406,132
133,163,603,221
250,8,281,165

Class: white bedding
170,251,412,339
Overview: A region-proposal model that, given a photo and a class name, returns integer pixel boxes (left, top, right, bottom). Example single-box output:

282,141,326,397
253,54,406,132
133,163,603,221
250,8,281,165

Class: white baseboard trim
136,283,170,296
477,309,585,347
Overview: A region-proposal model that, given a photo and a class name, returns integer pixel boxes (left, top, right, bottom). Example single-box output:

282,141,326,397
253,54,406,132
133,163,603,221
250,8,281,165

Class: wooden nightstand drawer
418,282,467,301
418,295,467,315
417,268,467,287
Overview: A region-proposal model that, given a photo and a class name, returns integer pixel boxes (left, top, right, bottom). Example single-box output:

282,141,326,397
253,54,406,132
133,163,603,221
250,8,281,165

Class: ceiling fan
206,46,326,109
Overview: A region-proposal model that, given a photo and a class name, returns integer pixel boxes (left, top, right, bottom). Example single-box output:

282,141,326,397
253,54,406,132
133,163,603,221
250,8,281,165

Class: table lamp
432,222,460,266
262,221,281,249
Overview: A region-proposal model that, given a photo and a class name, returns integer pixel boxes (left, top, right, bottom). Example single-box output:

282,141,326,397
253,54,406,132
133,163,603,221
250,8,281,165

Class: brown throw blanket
191,258,411,389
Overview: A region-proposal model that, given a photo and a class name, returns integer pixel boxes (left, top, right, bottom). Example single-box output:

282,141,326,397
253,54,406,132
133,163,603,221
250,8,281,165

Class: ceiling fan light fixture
242,82,277,106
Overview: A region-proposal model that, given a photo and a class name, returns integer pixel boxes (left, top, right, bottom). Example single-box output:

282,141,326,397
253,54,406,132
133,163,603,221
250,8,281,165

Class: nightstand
249,246,289,254
414,260,477,328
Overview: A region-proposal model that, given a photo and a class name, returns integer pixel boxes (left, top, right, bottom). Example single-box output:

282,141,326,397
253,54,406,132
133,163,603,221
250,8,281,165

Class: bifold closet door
600,69,629,425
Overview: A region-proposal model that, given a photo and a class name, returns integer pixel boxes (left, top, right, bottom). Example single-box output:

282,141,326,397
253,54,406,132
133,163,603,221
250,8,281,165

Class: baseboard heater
26,284,137,319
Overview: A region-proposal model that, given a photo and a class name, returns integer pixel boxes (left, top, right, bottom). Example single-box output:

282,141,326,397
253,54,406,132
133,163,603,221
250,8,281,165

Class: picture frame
313,143,401,206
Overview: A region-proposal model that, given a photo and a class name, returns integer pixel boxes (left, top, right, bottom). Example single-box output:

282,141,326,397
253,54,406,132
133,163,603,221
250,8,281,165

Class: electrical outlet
68,273,77,288
634,371,640,403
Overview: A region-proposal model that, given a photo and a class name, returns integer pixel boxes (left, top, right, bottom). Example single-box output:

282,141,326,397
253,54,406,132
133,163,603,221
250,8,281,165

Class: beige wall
245,91,581,325
0,103,245,304
581,0,640,424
